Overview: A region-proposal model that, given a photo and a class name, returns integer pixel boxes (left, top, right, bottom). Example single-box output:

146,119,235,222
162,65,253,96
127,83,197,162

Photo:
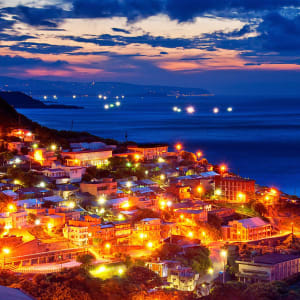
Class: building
80,178,117,197
167,266,199,291
0,211,28,229
63,224,88,246
174,209,208,225
132,218,161,246
61,149,112,167
214,176,255,202
128,143,168,160
222,217,272,241
236,254,300,282
8,128,35,142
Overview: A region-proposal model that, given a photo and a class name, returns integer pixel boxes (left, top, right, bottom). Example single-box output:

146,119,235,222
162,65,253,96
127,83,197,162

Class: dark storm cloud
0,55,69,68
9,42,82,54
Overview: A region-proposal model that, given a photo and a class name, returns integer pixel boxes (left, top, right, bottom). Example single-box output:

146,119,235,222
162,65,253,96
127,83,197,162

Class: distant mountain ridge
0,91,83,109
0,76,210,98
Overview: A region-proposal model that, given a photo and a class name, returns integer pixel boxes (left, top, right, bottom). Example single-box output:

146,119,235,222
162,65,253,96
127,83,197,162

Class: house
128,143,168,160
174,209,208,225
132,218,161,246
222,217,272,241
167,266,199,291
80,178,117,197
214,176,255,202
61,149,112,167
0,211,28,229
63,224,88,246
236,254,300,282
8,128,35,142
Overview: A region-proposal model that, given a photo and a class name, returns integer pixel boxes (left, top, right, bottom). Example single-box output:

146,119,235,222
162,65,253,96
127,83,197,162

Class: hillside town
0,126,300,299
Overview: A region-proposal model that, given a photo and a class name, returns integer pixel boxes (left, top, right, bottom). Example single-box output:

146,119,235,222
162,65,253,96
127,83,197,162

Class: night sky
1,0,300,94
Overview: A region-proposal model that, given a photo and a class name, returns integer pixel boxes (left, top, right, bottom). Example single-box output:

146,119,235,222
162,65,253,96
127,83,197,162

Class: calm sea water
18,95,300,195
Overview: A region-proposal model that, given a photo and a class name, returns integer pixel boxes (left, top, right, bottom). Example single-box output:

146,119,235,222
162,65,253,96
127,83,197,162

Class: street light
196,151,202,159
51,144,57,151
2,247,10,267
175,143,182,151
208,268,214,275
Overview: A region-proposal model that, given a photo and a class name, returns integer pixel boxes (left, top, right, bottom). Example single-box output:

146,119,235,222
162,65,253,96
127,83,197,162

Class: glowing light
167,200,172,207
99,208,105,214
122,201,130,209
188,231,194,238
126,162,132,168
134,154,141,161
145,170,149,175
116,101,121,106
50,144,57,151
227,107,233,112
177,108,182,112
175,143,182,151
180,214,184,220
215,189,222,196
270,188,277,195
32,143,38,149
186,106,195,114
43,95,47,100
73,95,76,99
98,196,106,205
47,223,53,230
202,231,206,236
158,157,165,163
160,174,165,181
35,219,41,226
126,181,132,188
213,107,219,114
147,241,153,249
173,106,178,112
105,243,111,249
160,200,166,209
220,249,227,258
99,266,106,272
39,182,46,188
118,267,124,275
2,248,10,255
197,186,203,193
220,164,227,172
208,268,214,275
104,104,109,109
116,96,119,99
13,179,21,185
68,201,75,209
34,149,44,163
103,96,107,100
196,151,202,158
265,195,270,201
110,104,114,108
98,94,103,99
15,158,21,164
7,204,15,212
139,233,145,239
118,214,124,221
88,232,92,237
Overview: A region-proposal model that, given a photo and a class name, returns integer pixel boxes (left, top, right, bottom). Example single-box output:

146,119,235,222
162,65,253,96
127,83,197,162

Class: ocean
17,95,300,195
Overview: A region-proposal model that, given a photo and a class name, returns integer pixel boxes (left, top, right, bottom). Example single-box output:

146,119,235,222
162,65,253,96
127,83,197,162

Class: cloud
3,5,66,27
9,42,82,54
112,27,131,34
66,33,204,49
0,55,69,68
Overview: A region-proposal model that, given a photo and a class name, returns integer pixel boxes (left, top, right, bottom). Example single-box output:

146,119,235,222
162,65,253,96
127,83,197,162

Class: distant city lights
227,107,233,112
213,107,219,114
186,106,195,114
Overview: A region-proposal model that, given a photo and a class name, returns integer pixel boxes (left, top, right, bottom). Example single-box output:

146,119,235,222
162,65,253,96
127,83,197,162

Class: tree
27,213,37,224
253,202,267,216
76,254,95,270
126,266,162,289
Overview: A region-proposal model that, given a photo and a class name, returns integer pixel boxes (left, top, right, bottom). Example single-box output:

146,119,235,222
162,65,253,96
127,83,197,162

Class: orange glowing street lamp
196,151,203,158
197,186,203,194
220,164,227,173
175,143,182,151
7,204,15,212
